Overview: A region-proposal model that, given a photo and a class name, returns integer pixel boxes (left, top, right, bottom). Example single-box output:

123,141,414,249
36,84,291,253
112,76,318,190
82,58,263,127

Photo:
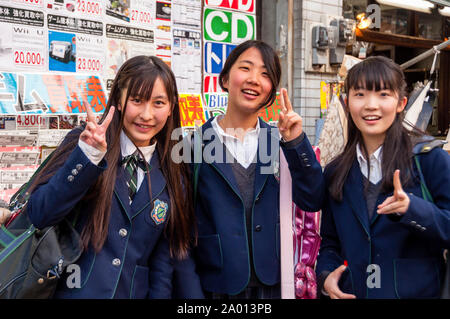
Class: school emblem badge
151,199,168,225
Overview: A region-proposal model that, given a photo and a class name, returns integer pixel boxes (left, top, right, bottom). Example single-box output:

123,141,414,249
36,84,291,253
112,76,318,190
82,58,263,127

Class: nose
365,93,378,110
140,102,154,121
246,69,260,85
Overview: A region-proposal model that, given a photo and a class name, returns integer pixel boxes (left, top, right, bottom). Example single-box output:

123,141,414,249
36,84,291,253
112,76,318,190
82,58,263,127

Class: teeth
364,116,380,120
137,124,151,128
242,89,258,96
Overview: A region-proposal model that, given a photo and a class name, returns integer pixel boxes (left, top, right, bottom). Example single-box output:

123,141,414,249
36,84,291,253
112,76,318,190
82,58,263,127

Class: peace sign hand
377,169,411,215
277,88,303,142
79,106,115,153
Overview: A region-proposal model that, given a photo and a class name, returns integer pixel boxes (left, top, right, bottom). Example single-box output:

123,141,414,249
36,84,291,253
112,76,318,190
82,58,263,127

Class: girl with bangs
24,55,203,298
316,56,450,299
193,40,324,298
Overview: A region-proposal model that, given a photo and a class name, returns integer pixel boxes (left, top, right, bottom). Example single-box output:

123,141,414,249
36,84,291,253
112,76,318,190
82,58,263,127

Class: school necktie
122,151,148,202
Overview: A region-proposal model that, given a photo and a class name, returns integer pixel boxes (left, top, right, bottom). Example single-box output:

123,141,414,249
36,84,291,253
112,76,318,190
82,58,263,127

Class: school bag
0,150,82,299
413,138,449,299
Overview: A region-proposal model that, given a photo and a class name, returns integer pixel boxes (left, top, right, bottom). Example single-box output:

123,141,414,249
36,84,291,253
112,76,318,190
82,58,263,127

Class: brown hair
28,56,195,259
218,40,281,108
328,55,418,201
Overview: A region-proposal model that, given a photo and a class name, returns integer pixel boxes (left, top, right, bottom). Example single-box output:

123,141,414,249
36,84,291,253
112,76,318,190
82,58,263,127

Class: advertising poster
203,8,255,44
0,4,46,72
105,0,130,22
172,28,201,93
0,72,107,114
105,24,155,82
48,31,76,72
203,92,228,119
154,1,172,65
172,0,201,30
205,0,255,14
178,93,206,129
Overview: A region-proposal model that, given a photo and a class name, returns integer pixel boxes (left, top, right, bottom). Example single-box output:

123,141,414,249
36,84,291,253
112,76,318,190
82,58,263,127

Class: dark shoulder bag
0,151,82,299
414,154,449,299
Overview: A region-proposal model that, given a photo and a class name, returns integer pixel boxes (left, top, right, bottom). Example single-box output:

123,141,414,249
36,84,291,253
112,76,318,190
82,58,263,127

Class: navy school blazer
193,117,324,295
316,146,450,299
26,128,203,299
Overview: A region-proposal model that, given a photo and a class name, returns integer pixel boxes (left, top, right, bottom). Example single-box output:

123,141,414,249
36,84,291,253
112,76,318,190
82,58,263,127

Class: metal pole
400,38,450,70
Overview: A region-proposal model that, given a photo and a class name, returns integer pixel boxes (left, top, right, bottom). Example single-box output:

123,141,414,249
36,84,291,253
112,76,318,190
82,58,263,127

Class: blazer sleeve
27,144,107,229
171,248,205,299
281,132,325,212
398,148,450,247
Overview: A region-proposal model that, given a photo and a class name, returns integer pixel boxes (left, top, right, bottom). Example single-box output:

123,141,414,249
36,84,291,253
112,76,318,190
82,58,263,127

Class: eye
154,100,167,107
130,97,142,104
239,66,249,71
262,72,269,77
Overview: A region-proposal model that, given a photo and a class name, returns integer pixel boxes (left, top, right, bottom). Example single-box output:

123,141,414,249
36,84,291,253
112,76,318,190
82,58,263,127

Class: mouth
241,89,260,97
134,123,154,131
362,115,381,122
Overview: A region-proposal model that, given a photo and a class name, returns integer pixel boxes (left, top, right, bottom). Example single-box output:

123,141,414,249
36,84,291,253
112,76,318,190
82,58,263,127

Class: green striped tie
122,151,147,202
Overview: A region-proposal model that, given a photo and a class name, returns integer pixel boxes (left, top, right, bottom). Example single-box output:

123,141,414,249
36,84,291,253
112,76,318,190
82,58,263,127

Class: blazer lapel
254,120,278,199
202,119,242,200
344,160,370,237
131,150,166,218
114,161,133,221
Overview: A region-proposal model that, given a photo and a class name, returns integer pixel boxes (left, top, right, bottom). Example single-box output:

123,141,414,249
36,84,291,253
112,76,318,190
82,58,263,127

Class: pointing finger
393,169,404,195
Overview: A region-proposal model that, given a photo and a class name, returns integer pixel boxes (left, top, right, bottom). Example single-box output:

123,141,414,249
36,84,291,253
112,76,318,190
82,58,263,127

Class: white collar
211,115,260,140
356,143,383,165
120,130,156,163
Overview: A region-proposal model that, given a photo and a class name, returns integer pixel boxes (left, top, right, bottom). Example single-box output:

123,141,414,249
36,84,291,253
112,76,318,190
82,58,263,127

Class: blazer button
119,228,127,237
112,258,121,266
76,164,83,171
67,175,74,182
255,225,262,232
71,169,78,176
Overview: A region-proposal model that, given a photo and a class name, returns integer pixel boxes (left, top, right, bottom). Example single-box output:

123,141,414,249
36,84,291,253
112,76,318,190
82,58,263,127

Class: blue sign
204,41,236,75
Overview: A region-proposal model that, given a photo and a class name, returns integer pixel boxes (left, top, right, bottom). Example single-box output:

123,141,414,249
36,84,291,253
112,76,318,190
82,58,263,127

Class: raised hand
323,264,357,299
277,88,303,142
79,105,115,153
377,169,410,215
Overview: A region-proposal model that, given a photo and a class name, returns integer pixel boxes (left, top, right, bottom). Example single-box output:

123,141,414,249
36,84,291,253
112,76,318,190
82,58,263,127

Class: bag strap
414,155,433,203
192,128,203,206
8,150,56,214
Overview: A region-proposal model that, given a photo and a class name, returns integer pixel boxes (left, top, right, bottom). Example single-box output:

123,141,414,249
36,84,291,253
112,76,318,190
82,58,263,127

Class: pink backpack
293,146,321,299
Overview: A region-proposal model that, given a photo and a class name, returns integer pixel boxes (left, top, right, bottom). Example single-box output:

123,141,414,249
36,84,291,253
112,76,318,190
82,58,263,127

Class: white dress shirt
211,115,259,168
356,143,383,184
79,130,156,192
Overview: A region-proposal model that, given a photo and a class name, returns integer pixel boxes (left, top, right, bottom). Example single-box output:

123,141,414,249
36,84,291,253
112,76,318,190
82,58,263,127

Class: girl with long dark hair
25,55,202,298
316,56,450,299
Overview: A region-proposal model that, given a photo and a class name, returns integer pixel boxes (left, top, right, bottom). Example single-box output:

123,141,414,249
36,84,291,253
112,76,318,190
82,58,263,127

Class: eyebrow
151,95,168,100
239,60,268,69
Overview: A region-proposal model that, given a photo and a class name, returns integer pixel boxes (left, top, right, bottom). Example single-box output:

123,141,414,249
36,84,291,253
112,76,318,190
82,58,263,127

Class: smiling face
222,47,273,115
347,86,407,149
118,77,172,147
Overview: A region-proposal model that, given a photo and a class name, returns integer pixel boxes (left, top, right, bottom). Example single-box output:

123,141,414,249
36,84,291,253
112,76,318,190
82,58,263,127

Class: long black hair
328,55,419,201
28,56,195,258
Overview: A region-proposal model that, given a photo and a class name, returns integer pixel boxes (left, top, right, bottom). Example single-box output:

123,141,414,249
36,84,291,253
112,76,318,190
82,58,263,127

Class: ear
221,75,229,91
396,96,407,113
